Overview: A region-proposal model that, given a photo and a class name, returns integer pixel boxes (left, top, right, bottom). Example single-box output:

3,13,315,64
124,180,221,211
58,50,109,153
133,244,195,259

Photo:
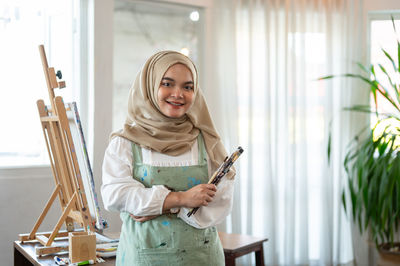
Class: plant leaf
327,121,332,164
378,63,400,101
343,105,374,114
392,15,397,33
398,40,400,73
318,75,335,80
357,62,370,74
381,48,398,72
342,190,347,216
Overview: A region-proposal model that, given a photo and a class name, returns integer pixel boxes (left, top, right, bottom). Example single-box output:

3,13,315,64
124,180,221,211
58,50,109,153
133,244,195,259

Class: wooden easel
19,45,95,256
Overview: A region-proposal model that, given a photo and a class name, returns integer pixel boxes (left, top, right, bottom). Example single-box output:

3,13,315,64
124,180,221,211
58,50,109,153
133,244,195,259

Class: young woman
101,51,235,265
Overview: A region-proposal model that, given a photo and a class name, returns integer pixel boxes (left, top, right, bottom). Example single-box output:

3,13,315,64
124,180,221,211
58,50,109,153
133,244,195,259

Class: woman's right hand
180,184,217,208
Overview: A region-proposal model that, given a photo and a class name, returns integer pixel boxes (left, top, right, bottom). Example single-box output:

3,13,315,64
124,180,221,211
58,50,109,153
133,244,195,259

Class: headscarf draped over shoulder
112,51,234,179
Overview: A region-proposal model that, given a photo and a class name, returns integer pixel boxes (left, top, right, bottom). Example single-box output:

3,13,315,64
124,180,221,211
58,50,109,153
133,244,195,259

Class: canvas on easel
18,45,105,256
66,102,105,231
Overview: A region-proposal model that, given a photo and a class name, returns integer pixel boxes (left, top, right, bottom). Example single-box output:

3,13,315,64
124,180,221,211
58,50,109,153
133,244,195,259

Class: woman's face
157,63,194,118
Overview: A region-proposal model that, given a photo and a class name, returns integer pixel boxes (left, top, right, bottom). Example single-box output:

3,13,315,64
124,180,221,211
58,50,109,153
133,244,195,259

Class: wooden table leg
255,246,265,266
225,254,236,266
14,246,33,266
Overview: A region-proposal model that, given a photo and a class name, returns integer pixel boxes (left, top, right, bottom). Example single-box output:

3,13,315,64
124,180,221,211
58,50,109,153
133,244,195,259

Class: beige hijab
112,51,234,179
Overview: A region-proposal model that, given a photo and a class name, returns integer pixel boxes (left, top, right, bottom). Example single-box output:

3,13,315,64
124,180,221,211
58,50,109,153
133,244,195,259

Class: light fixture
180,48,189,56
189,11,199,22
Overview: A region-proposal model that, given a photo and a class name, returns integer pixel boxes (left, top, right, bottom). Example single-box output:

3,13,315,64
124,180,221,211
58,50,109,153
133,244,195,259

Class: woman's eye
184,86,194,91
162,82,171,87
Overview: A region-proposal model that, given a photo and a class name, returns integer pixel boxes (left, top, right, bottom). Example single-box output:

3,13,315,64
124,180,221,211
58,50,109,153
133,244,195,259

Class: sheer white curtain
206,0,366,265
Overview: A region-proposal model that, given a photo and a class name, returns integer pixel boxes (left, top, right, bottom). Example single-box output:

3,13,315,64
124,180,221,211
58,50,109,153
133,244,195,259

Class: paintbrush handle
187,147,244,217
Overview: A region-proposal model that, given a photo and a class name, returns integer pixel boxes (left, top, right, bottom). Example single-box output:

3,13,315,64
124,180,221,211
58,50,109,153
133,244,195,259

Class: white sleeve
177,177,235,229
101,137,171,216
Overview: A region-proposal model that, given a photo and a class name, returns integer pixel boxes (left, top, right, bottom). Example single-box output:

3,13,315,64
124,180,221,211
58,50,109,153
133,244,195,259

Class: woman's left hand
130,214,159,222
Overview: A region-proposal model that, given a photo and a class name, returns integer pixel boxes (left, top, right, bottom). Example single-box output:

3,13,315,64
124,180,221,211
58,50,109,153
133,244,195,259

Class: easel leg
28,185,61,241
46,192,77,246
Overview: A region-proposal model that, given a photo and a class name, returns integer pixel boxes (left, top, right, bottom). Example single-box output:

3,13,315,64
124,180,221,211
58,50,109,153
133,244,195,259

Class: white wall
364,0,400,12
87,0,116,234
0,168,60,263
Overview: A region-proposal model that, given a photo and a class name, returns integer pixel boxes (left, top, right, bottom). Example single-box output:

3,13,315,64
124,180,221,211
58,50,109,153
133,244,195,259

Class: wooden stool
218,232,268,266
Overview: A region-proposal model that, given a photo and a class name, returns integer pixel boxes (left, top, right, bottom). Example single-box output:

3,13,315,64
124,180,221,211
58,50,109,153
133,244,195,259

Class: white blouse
101,136,234,229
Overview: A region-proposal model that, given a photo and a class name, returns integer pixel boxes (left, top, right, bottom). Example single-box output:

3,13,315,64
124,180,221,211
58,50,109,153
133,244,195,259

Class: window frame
367,11,400,68
367,11,400,128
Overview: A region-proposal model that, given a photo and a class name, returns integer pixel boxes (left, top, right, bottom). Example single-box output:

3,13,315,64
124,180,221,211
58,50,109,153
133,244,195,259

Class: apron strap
197,133,207,165
131,141,143,165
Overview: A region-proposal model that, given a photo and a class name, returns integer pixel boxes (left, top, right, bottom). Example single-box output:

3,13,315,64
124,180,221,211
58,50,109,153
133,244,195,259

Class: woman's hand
162,184,217,211
180,184,217,208
130,214,159,222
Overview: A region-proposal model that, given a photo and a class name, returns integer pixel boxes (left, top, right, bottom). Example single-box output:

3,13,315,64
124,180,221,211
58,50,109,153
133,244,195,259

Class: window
369,14,400,129
0,0,80,167
113,0,204,131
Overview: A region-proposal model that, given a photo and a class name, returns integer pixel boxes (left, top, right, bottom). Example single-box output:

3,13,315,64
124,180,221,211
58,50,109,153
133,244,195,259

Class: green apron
116,135,224,266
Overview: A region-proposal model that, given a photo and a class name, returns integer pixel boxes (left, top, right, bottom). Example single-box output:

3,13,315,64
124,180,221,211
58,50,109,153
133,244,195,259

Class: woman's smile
166,100,184,106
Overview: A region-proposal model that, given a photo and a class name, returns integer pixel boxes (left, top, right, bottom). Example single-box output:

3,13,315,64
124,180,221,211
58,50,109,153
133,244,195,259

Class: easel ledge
19,229,84,256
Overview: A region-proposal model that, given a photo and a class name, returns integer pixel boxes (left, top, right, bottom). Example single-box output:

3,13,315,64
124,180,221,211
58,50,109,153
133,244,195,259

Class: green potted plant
321,18,400,265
